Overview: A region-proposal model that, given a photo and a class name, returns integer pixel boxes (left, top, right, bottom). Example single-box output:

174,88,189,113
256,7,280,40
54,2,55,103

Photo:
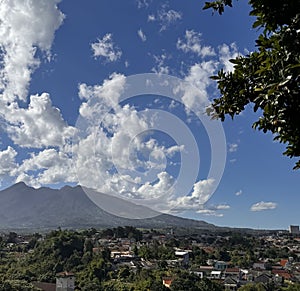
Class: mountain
0,182,216,231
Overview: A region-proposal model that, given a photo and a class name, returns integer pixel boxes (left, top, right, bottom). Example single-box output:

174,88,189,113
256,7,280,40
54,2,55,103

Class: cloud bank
0,1,233,219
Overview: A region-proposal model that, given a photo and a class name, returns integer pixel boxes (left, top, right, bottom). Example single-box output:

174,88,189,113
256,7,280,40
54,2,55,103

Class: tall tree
204,0,300,169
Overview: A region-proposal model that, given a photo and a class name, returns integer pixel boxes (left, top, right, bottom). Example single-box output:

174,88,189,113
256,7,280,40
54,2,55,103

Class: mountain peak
7,181,29,190
0,182,216,231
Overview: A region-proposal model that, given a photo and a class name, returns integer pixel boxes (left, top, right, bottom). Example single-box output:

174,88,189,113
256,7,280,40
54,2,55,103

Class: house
190,270,204,279
272,269,292,281
56,272,75,291
215,261,228,271
253,261,270,270
239,269,250,281
210,270,222,279
198,265,214,277
175,250,189,266
140,258,154,269
254,273,273,284
224,268,240,278
32,272,75,291
289,225,300,234
111,250,135,262
223,276,239,290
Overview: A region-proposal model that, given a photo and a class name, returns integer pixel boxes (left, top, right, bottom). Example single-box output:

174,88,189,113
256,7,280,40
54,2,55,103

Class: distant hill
0,182,217,231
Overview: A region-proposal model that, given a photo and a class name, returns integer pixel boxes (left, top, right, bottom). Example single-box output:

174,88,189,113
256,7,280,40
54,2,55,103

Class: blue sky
0,0,299,229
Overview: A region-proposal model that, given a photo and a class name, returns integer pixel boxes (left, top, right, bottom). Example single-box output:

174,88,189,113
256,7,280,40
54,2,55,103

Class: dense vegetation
0,228,299,290
0,228,222,290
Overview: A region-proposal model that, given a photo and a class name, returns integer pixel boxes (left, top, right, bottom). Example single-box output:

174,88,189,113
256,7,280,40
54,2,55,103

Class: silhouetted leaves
205,0,300,169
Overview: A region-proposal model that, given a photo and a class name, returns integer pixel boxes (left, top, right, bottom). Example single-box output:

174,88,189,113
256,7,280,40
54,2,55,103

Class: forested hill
0,182,216,231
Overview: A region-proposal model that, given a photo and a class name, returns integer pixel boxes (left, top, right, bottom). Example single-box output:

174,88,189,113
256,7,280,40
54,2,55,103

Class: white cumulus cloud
0,0,64,102
91,33,122,62
179,61,217,116
0,146,18,176
6,93,75,148
170,178,216,211
74,73,183,204
177,30,215,58
0,0,76,188
137,171,174,200
250,201,277,212
15,148,76,187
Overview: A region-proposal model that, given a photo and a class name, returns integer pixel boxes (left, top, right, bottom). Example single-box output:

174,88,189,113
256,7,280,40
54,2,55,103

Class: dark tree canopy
204,0,300,169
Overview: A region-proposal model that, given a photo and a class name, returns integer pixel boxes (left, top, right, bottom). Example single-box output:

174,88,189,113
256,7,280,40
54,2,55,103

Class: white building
56,272,75,291
289,225,300,234
175,250,189,266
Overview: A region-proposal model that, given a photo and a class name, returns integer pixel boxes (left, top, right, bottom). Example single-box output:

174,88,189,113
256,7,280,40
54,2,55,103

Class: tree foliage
284,283,300,291
170,272,223,291
1,228,298,290
238,282,267,291
0,279,41,291
204,0,300,169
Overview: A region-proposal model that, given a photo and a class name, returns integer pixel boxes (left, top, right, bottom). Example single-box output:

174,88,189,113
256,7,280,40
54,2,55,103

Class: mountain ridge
0,182,216,231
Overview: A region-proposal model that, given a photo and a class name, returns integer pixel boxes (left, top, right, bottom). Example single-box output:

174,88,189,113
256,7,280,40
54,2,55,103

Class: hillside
0,182,216,231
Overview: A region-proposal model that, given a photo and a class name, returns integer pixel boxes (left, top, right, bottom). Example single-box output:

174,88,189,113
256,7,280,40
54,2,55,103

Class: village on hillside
1,225,300,290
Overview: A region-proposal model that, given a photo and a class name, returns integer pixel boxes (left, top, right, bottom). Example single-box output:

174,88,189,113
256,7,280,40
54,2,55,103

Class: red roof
56,271,75,278
163,279,172,284
280,259,288,267
162,277,173,287
272,269,292,279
